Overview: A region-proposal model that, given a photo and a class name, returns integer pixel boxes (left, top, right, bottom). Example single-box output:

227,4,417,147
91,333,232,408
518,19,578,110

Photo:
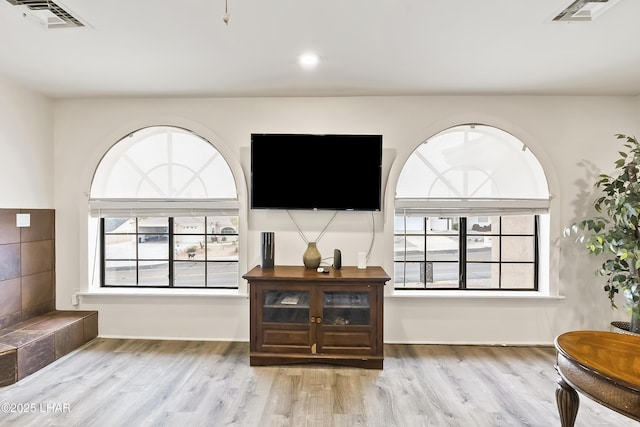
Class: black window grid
394,215,538,291
101,217,238,289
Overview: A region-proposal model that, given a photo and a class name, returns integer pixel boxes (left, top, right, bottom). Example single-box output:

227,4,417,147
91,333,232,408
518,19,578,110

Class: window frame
88,125,242,292
100,215,239,289
393,214,539,291
392,124,550,293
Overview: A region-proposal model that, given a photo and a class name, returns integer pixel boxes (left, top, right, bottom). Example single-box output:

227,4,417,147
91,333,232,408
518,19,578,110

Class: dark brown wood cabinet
243,265,389,369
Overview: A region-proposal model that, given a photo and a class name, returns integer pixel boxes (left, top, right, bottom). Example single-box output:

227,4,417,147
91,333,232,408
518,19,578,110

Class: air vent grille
6,0,85,28
552,0,622,22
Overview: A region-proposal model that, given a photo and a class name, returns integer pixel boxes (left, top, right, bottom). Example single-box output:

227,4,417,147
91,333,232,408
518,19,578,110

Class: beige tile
0,243,20,281
21,271,54,313
0,209,20,245
21,240,53,276
20,209,55,243
0,278,21,318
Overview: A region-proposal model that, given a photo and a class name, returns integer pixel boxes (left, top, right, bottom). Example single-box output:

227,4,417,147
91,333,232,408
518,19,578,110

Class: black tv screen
251,133,382,211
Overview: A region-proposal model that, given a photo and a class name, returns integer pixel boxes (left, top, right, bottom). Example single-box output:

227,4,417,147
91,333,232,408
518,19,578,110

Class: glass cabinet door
263,290,310,324
322,291,370,326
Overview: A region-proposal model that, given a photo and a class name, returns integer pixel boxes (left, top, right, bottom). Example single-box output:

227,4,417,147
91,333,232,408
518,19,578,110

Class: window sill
79,288,247,298
388,290,564,301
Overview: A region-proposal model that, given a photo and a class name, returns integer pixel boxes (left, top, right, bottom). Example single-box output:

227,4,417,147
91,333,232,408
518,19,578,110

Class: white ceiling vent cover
552,0,623,22
6,0,86,28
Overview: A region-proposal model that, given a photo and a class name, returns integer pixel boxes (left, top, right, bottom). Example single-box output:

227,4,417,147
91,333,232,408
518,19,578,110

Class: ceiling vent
552,0,623,22
6,0,86,28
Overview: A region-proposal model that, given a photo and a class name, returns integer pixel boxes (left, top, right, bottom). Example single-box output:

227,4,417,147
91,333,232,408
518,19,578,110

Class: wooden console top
243,265,390,283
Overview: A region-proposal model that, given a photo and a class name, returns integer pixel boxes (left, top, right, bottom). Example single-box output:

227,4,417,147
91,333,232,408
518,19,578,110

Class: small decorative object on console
333,249,342,270
357,251,367,269
303,242,321,269
260,232,275,268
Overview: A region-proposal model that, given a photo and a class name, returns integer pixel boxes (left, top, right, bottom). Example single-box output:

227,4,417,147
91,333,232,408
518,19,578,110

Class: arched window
89,126,239,289
394,124,549,291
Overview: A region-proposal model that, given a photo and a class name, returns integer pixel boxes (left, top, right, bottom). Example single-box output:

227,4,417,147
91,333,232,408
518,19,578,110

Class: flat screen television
251,133,382,211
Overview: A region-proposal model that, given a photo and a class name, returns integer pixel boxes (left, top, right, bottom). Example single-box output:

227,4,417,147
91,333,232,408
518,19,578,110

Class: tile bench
0,310,98,386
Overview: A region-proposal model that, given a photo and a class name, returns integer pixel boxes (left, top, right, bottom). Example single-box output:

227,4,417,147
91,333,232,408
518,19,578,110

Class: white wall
53,95,639,344
0,77,53,208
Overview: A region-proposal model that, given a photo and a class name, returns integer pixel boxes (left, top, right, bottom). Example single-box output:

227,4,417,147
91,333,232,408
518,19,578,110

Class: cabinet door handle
310,317,315,323
316,317,322,323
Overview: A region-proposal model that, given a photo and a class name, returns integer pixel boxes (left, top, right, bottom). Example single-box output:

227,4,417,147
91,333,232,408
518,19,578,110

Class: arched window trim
393,124,550,292
88,125,240,290
89,125,239,201
395,123,550,202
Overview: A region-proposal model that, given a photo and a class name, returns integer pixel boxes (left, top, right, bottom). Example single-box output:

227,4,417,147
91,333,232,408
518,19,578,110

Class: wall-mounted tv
251,133,382,211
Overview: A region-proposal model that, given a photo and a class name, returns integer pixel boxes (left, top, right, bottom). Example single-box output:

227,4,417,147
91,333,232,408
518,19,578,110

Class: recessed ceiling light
299,52,319,70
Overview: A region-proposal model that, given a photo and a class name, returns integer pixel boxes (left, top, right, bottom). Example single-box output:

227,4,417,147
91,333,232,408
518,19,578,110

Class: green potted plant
565,134,640,334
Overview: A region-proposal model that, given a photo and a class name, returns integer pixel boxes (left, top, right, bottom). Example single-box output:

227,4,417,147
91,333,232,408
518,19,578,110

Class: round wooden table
554,330,640,426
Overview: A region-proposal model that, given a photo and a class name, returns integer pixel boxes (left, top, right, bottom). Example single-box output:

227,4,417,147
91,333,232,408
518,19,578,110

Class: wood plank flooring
0,339,636,426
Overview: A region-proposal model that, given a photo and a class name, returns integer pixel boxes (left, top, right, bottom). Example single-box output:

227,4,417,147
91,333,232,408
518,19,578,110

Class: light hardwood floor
0,339,636,427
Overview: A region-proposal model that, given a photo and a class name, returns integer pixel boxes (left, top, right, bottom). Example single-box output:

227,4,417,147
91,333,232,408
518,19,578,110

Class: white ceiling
1,0,639,99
